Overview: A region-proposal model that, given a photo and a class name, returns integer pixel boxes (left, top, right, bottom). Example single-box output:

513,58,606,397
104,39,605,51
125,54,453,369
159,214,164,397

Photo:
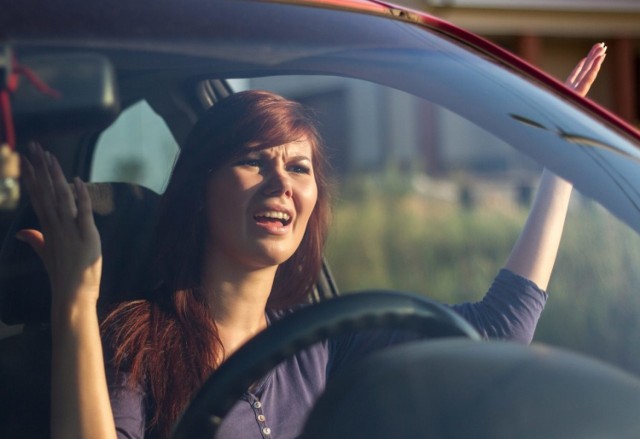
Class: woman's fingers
27,143,63,231
74,178,96,238
21,156,40,213
566,43,607,97
574,55,604,97
19,146,102,305
21,145,100,276
566,57,586,86
33,142,79,222
23,143,82,227
571,53,605,97
49,154,78,220
572,43,603,85
578,43,606,84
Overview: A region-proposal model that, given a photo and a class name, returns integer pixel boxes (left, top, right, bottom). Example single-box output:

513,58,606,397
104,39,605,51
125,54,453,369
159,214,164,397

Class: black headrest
302,339,640,439
0,182,160,325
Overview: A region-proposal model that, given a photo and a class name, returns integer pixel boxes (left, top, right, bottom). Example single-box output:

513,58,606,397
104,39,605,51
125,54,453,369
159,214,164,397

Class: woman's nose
263,168,293,198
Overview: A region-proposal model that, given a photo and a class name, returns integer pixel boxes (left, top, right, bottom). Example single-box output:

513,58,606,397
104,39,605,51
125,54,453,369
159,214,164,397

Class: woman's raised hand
20,145,117,439
503,43,607,291
566,42,607,97
17,143,102,311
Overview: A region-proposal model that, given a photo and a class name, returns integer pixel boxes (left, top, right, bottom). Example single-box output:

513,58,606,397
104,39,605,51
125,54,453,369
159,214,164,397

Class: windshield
17,0,637,232
7,0,640,379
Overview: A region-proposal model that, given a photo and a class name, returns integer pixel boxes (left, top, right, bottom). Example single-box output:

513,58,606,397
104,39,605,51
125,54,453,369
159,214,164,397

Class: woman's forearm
503,43,606,291
51,294,117,439
503,169,572,291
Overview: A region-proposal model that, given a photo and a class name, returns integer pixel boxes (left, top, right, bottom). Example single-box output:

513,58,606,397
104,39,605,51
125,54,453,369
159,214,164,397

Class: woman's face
204,139,318,270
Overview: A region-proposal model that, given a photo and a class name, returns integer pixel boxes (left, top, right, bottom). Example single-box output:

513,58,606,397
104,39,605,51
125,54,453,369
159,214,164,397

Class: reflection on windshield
511,113,640,162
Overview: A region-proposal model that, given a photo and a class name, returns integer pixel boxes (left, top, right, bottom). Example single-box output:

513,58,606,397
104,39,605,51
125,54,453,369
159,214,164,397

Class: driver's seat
0,182,160,439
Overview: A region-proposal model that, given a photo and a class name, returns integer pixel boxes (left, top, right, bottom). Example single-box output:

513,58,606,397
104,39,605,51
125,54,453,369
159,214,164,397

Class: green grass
325,172,640,375
539,203,640,374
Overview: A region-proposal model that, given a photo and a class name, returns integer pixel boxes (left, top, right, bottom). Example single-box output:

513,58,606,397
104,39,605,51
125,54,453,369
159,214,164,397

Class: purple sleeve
329,269,547,374
328,329,420,376
106,366,147,439
451,268,547,344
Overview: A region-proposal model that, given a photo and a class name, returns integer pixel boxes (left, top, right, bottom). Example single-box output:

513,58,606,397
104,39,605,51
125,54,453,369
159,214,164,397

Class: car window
6,0,638,378
4,3,640,437
246,74,640,375
90,100,179,193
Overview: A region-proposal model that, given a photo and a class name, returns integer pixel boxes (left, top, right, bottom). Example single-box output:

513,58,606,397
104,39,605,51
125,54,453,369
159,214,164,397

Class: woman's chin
240,243,298,269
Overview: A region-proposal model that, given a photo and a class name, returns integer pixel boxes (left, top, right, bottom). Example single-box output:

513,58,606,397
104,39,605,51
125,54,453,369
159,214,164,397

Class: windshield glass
31,0,636,233
225,73,640,376
8,0,640,378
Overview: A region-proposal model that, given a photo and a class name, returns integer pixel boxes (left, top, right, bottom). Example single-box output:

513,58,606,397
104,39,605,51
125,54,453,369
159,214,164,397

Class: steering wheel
171,290,480,439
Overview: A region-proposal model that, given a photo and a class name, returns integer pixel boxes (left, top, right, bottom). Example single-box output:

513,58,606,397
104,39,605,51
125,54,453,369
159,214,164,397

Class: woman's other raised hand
17,142,102,312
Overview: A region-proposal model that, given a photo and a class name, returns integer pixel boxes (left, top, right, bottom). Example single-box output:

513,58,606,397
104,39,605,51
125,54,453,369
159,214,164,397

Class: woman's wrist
50,290,99,331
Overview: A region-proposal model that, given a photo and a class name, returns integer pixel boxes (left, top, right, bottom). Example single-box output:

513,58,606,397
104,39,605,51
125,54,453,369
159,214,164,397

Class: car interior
2,1,640,437
0,48,346,439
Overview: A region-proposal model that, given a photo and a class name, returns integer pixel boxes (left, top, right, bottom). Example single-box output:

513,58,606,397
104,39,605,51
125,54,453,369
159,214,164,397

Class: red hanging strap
1,50,62,150
0,89,15,150
13,58,63,98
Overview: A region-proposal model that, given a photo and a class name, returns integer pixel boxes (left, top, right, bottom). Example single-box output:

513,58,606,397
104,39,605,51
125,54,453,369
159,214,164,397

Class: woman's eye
237,159,262,168
288,164,311,174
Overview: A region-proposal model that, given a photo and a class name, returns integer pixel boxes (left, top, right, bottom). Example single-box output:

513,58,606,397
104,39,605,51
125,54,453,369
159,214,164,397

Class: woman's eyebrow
236,150,263,159
239,149,312,162
287,155,312,162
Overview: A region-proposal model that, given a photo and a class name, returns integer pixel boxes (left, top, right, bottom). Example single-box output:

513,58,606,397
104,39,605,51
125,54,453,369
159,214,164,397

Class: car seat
0,182,160,439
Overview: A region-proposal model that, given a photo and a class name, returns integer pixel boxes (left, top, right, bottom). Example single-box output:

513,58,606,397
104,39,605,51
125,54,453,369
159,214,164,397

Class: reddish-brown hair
102,90,331,437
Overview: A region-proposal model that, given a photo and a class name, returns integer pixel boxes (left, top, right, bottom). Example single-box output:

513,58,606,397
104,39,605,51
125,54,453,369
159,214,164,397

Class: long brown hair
101,90,331,437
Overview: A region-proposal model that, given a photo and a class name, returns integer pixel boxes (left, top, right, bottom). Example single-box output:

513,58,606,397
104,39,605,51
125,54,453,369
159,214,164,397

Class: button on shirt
216,340,329,439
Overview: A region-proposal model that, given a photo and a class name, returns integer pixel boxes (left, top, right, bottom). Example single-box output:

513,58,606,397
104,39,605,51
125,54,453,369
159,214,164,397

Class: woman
18,43,606,439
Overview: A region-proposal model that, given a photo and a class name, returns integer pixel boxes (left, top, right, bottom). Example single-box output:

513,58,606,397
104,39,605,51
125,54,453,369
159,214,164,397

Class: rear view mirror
0,51,120,209
10,52,120,135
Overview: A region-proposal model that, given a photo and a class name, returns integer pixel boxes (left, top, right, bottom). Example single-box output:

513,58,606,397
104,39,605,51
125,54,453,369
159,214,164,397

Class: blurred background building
247,0,640,178
404,0,639,124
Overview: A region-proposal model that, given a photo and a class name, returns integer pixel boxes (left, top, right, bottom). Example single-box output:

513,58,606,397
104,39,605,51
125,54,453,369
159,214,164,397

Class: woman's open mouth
254,210,293,233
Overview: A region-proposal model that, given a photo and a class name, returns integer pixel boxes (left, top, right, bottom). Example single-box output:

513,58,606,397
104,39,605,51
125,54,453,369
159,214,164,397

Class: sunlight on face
204,139,318,270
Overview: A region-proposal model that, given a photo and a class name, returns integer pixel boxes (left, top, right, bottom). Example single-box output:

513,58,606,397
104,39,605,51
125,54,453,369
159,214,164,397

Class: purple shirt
108,269,547,439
